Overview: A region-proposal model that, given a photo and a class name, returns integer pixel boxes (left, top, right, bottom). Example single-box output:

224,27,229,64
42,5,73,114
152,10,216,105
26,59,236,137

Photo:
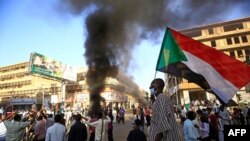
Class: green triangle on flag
156,27,188,72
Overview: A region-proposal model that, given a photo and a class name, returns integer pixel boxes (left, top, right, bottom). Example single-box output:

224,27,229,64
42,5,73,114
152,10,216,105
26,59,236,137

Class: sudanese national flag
156,27,250,104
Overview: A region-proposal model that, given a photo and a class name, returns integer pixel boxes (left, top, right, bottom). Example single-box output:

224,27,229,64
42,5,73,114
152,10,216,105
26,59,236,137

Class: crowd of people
127,78,250,141
180,102,250,141
0,103,131,141
0,104,115,141
1,78,250,141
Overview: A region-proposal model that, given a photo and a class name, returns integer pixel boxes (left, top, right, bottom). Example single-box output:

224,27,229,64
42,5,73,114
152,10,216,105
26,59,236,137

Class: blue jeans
0,136,5,141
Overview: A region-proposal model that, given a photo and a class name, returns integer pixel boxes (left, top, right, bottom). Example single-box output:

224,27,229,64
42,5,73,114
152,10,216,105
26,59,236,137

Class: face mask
150,88,157,95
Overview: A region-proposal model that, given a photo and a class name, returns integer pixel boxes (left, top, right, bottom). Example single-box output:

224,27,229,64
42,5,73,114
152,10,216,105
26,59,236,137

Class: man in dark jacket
68,114,87,141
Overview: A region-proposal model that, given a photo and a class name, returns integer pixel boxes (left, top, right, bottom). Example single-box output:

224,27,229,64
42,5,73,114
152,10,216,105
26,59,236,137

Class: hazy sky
0,0,249,91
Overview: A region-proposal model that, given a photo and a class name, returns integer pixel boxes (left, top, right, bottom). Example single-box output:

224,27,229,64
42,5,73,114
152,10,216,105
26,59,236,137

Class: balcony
179,82,202,91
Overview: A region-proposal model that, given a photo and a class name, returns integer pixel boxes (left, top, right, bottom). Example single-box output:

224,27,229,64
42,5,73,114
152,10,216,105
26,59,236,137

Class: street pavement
66,110,183,141
112,110,136,141
112,110,183,141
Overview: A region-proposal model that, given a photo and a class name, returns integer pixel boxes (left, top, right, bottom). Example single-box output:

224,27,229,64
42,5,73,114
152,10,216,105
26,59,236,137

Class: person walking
148,78,183,141
118,107,125,124
139,107,145,131
107,109,114,141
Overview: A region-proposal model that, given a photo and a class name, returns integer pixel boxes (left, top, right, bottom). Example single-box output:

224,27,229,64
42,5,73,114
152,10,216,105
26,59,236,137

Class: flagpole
154,71,157,79
174,76,179,105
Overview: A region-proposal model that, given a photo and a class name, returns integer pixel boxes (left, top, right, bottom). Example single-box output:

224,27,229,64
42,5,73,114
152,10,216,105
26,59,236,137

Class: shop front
9,98,37,110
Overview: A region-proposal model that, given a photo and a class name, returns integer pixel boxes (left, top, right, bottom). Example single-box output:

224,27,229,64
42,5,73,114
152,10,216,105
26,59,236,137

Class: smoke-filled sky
0,0,250,91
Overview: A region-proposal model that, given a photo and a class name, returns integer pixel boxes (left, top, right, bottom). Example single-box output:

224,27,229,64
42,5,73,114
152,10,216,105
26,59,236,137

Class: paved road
76,110,183,141
112,110,136,141
112,110,183,141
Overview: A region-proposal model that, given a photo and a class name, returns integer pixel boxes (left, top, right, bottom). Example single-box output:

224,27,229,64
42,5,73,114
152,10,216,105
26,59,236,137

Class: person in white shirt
86,112,111,141
0,107,4,115
45,114,66,141
180,106,187,124
0,114,7,141
217,116,224,141
218,105,231,126
243,103,249,124
65,110,72,126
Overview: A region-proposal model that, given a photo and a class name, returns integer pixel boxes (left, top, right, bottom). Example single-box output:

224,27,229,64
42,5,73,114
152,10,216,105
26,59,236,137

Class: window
244,49,250,64
241,36,248,43
237,50,243,57
247,56,250,65
208,28,214,34
229,51,235,57
226,38,232,45
245,48,250,56
224,23,243,32
234,37,240,44
211,40,216,47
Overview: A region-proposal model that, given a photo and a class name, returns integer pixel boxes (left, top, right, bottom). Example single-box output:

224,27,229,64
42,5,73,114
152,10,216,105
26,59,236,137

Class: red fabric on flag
170,28,250,88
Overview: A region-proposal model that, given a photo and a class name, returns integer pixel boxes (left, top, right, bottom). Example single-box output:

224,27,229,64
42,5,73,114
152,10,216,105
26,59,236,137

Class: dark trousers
34,139,45,141
89,133,95,141
202,136,211,141
108,128,114,141
118,117,124,124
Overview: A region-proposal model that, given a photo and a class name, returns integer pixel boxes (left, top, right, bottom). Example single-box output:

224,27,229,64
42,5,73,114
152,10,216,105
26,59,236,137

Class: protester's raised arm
2,111,17,121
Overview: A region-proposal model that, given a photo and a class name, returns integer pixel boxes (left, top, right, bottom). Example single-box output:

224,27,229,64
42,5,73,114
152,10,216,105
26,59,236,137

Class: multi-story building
173,17,250,106
0,62,61,109
65,68,146,110
0,61,144,110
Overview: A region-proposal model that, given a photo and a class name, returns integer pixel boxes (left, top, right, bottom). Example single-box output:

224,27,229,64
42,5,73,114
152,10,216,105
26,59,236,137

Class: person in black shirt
107,109,114,141
127,119,147,141
68,114,87,141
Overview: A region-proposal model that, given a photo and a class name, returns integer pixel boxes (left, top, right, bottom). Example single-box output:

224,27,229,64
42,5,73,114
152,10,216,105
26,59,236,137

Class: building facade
173,17,250,106
0,62,61,109
65,69,145,111
0,62,143,110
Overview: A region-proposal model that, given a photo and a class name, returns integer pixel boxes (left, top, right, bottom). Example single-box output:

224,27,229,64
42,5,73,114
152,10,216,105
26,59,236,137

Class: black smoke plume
58,0,250,111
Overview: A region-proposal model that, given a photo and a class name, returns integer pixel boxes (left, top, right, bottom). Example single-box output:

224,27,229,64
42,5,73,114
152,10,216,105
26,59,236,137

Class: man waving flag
156,27,250,105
